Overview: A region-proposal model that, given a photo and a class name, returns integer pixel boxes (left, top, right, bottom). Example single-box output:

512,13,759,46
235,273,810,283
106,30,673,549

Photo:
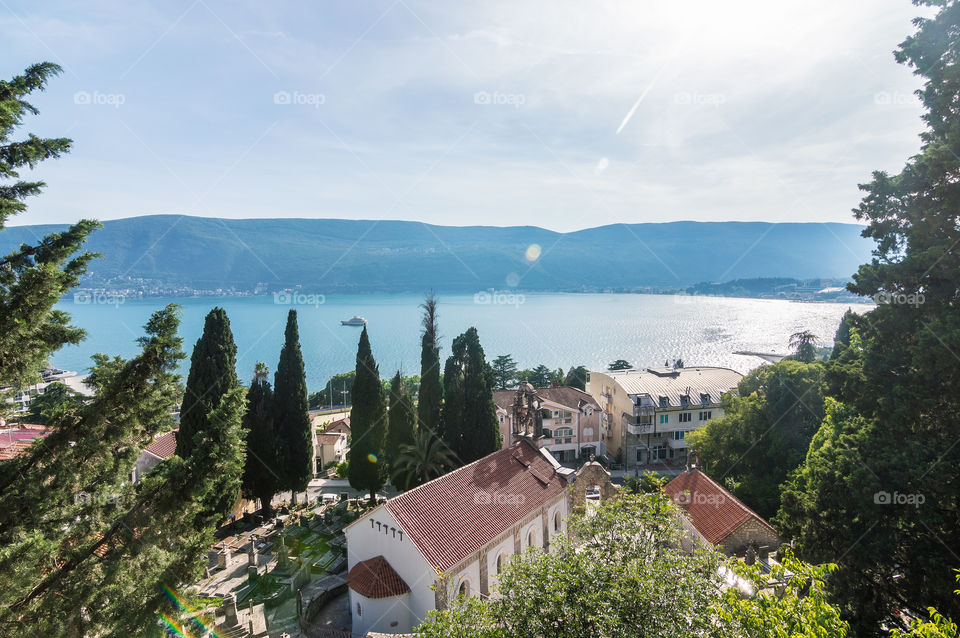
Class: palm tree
788,331,820,363
393,429,456,489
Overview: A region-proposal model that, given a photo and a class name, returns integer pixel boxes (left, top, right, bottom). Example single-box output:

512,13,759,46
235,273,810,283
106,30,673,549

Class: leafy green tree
347,326,387,506
891,572,960,637
607,359,632,371
788,330,819,363
175,307,239,459
562,365,588,391
0,63,99,389
25,381,82,425
491,354,518,390
442,328,499,463
272,310,312,503
385,371,417,489
418,293,443,436
830,309,855,360
0,306,248,636
687,360,825,519
417,492,847,638
241,362,279,515
393,428,454,489
778,4,960,633
309,369,356,408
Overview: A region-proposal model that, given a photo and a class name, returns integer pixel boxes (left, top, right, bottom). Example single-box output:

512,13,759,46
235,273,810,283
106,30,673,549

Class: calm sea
51,293,867,390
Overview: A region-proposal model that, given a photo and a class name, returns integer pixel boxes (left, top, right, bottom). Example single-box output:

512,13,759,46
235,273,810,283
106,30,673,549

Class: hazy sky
3,0,933,231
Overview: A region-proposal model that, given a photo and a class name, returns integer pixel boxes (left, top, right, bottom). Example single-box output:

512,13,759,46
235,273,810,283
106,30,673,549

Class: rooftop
663,468,778,545
347,555,411,599
381,439,568,572
596,367,743,407
493,385,600,412
143,430,177,460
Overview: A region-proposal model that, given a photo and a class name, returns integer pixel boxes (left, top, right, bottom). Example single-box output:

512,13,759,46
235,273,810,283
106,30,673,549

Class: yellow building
586,366,742,469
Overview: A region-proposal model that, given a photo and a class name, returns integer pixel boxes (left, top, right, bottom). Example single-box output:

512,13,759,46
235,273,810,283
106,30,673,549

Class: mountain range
2,215,875,293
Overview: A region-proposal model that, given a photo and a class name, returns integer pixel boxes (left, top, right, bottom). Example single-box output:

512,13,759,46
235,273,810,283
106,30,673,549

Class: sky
2,0,934,231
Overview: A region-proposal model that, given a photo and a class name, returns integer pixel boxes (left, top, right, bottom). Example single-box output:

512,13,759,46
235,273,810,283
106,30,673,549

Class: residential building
133,429,177,482
343,439,570,635
494,385,604,463
586,366,742,468
664,466,782,555
313,417,350,476
0,424,51,460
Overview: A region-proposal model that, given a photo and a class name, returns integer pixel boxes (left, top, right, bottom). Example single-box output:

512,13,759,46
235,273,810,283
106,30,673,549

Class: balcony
668,437,689,450
626,422,652,436
633,404,655,417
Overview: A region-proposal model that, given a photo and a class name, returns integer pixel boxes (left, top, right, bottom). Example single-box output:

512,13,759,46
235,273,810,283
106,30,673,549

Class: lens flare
506,272,520,287
367,453,378,463
161,585,220,638
524,244,542,262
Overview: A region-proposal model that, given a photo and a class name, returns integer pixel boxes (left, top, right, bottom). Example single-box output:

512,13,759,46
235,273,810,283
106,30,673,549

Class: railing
626,422,652,436
633,404,654,417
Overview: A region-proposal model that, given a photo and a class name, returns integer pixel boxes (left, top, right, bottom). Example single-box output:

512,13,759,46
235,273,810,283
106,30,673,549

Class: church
343,438,571,635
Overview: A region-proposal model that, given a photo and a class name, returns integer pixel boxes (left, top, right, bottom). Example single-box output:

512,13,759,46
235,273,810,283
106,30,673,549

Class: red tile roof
347,555,411,599
663,469,778,545
321,417,350,434
315,432,343,446
493,386,599,413
385,440,568,572
143,430,177,460
0,426,51,460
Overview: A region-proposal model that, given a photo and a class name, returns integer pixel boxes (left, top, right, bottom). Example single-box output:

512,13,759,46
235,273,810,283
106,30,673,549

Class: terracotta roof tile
385,440,568,572
0,426,51,460
321,417,350,434
315,432,343,446
663,469,778,545
144,430,177,460
493,387,600,412
347,555,410,599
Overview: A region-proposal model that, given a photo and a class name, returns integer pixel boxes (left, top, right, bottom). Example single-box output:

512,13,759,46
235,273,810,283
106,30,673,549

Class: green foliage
0,306,248,635
417,493,847,638
308,369,356,408
241,362,279,514
0,63,99,388
787,331,819,363
417,293,443,436
175,307,239,459
25,381,83,425
607,359,632,371
622,471,667,494
829,309,855,360
515,363,563,388
491,354,518,390
563,365,588,391
347,326,386,504
441,327,499,463
385,371,417,489
777,3,960,633
687,360,825,519
272,310,312,494
392,428,454,489
892,572,960,637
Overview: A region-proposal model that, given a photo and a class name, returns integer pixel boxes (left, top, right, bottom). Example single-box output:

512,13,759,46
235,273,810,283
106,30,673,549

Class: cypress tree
273,309,312,504
242,362,279,515
347,326,387,506
176,307,239,458
417,293,443,436
386,370,417,489
442,327,499,464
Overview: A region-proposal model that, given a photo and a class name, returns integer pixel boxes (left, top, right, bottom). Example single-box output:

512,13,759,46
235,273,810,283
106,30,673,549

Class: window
458,580,470,598
357,603,362,616
527,529,536,548
636,448,644,462
554,511,562,532
583,427,594,438
699,411,712,421
659,414,669,424
554,427,573,437
553,410,559,417
678,412,691,423
673,430,685,440
564,437,572,443
496,553,505,574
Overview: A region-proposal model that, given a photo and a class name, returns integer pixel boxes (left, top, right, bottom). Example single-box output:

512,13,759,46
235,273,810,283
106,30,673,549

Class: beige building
586,366,742,469
494,386,604,463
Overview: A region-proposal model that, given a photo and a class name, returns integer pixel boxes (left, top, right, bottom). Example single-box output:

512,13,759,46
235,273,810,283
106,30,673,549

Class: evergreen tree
491,354,518,390
175,307,239,458
347,326,387,505
0,63,99,389
829,308,855,360
788,330,819,363
563,365,589,391
25,381,82,425
242,362,279,515
779,4,960,632
272,310,312,503
417,293,443,436
0,306,248,636
385,371,417,489
607,359,632,371
442,328,499,463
